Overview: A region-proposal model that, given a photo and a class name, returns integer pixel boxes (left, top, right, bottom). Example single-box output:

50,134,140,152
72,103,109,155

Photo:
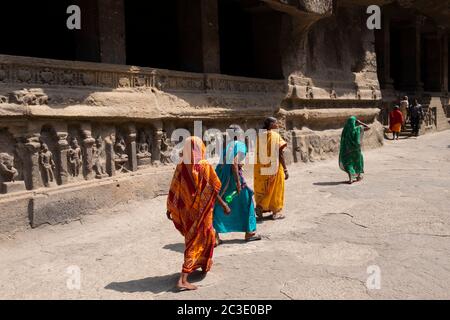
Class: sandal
215,238,223,247
255,207,263,220
245,234,262,242
271,213,285,220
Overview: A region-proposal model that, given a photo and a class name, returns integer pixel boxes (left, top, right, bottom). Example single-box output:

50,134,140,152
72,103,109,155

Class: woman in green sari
339,116,370,184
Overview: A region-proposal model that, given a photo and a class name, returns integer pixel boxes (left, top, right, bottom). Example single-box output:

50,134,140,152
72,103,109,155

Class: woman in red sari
166,136,230,290
389,105,404,140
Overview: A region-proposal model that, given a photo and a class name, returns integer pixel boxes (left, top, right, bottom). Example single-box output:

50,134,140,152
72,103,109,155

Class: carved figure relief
0,153,18,182
67,138,82,177
39,143,56,187
92,136,107,179
114,135,129,173
137,130,152,167
160,131,173,165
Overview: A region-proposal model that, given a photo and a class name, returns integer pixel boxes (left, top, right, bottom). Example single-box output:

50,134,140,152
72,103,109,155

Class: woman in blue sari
214,126,261,246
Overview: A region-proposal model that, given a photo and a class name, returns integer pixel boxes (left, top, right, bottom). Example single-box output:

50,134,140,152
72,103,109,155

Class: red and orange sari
167,136,221,274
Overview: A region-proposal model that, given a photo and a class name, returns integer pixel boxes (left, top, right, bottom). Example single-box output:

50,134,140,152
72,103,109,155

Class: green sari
339,116,364,177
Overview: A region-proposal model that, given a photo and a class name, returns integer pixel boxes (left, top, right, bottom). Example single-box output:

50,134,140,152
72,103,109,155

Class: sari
389,109,403,133
213,141,256,233
167,136,222,274
339,116,364,178
254,130,287,213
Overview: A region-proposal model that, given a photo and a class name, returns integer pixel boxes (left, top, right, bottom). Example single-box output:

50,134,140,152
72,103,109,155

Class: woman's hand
223,204,231,215
166,210,173,221
284,169,289,180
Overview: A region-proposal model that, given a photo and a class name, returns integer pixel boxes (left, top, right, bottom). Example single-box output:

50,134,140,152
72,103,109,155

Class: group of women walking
166,116,369,290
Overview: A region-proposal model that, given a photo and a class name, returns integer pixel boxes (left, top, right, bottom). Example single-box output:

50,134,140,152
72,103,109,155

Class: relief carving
92,136,108,179
9,88,48,106
39,143,56,187
160,131,173,165
67,138,82,177
0,152,25,194
114,135,129,173
137,130,152,167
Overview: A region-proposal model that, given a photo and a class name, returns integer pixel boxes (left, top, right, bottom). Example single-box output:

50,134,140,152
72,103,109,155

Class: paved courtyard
1,130,449,299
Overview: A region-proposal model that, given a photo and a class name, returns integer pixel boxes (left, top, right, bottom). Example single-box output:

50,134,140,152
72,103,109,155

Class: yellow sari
254,130,287,214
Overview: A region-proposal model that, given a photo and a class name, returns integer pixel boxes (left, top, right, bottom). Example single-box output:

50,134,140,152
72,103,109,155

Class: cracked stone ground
1,131,449,299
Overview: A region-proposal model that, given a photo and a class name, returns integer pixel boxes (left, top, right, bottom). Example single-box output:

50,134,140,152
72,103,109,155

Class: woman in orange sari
166,136,230,291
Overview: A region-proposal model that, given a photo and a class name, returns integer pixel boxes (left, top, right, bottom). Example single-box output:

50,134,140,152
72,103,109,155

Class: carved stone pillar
16,134,43,190
105,135,115,177
81,124,95,180
152,122,163,166
98,0,126,64
399,17,424,92
441,32,448,94
55,130,70,185
127,124,138,172
201,0,220,73
376,12,394,89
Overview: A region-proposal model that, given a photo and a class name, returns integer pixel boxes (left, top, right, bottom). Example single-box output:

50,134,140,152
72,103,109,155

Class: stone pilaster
201,0,220,73
55,128,70,185
81,124,95,180
98,0,126,64
152,122,163,166
127,124,138,172
441,31,448,94
376,12,394,89
16,134,43,190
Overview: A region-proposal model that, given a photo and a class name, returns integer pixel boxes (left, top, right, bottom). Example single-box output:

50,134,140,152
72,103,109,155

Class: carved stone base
0,181,26,194
137,157,152,167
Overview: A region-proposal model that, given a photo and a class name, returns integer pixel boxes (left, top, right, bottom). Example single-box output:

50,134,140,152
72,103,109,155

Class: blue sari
213,141,257,234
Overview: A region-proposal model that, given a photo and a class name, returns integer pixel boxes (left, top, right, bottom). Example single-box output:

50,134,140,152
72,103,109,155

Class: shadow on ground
105,271,207,294
313,181,348,186
163,243,184,253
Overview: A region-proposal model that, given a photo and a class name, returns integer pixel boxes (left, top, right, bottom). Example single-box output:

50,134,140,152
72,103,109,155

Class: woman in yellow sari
166,136,230,291
254,117,289,220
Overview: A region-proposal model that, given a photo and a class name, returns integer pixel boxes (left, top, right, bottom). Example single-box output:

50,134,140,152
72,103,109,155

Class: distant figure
214,125,261,246
399,96,409,128
410,99,424,137
166,136,230,291
389,105,404,140
254,117,288,221
339,116,370,184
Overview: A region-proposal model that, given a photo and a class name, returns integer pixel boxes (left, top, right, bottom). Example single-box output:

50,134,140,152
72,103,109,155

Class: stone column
56,131,70,185
152,121,163,166
441,31,448,94
127,124,138,172
81,123,95,180
376,12,394,89
423,32,443,92
16,134,42,190
399,17,424,92
201,0,220,73
98,0,126,64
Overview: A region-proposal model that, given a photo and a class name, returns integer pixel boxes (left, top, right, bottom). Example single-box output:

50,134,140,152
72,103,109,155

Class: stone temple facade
0,0,449,233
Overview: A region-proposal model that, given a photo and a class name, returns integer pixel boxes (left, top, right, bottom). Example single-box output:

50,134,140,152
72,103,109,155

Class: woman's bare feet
177,273,198,291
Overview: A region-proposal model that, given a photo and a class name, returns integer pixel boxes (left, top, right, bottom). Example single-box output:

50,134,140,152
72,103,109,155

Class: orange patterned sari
167,137,221,274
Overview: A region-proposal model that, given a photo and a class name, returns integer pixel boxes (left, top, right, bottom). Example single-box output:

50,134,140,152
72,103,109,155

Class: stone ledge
0,168,173,234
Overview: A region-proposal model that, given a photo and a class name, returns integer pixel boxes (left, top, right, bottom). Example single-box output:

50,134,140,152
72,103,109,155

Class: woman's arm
356,119,371,131
216,195,231,215
232,156,241,194
279,148,289,180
